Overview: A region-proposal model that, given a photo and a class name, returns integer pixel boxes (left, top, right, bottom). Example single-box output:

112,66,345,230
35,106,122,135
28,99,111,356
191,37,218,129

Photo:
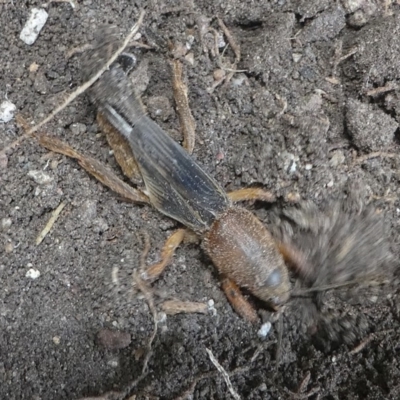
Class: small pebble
257,322,272,339
29,62,39,72
329,150,345,167
26,268,41,279
20,8,49,45
156,312,167,324
0,100,17,123
208,299,217,316
107,358,119,368
184,52,194,65
52,336,61,345
27,170,53,185
292,53,302,63
1,218,12,231
213,69,225,81
5,242,13,253
70,123,87,135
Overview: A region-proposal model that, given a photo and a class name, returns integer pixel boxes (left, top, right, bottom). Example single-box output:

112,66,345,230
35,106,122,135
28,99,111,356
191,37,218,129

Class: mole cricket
38,26,394,336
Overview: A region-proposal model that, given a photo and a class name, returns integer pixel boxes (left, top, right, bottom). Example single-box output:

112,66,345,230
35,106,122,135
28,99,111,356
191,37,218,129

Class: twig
161,300,208,315
365,83,397,97
350,329,394,355
206,348,241,400
36,201,67,245
173,344,266,400
171,60,196,154
217,18,240,63
353,151,397,165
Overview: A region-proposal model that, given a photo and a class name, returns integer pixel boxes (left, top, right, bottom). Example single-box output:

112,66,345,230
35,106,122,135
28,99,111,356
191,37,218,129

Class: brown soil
1,1,400,399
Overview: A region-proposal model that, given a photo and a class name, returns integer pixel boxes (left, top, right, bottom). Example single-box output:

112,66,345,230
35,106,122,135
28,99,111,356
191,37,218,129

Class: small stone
33,71,48,94
0,100,17,123
20,8,49,45
216,32,226,48
93,218,109,233
257,322,272,339
342,0,364,13
1,218,12,231
231,74,247,87
52,336,61,345
184,52,195,65
156,312,167,324
329,150,345,167
5,242,13,253
292,53,302,63
213,69,225,81
27,170,53,185
97,329,131,350
146,96,173,122
107,358,119,368
26,268,40,279
70,123,87,135
171,41,188,58
29,62,39,72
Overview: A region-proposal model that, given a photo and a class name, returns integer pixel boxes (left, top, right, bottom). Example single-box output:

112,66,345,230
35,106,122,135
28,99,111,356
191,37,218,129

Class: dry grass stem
36,201,67,245
206,348,241,400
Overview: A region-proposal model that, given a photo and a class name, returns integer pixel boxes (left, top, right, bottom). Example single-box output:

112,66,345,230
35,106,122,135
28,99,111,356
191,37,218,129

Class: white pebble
292,53,302,63
1,218,12,231
20,8,48,45
257,322,272,339
107,359,119,368
0,100,17,123
208,299,217,316
157,312,167,324
289,160,297,174
27,170,53,185
26,268,40,279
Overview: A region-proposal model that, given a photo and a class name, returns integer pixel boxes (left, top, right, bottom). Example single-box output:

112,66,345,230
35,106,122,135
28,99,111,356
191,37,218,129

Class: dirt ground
1,1,400,399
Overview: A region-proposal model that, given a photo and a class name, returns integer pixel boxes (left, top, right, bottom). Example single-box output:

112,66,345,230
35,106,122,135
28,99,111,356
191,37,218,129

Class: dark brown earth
1,1,400,399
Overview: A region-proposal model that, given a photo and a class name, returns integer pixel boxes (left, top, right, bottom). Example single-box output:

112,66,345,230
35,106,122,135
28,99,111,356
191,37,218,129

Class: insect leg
97,112,143,185
277,241,312,280
143,228,188,281
227,188,275,203
37,135,149,204
221,277,259,323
